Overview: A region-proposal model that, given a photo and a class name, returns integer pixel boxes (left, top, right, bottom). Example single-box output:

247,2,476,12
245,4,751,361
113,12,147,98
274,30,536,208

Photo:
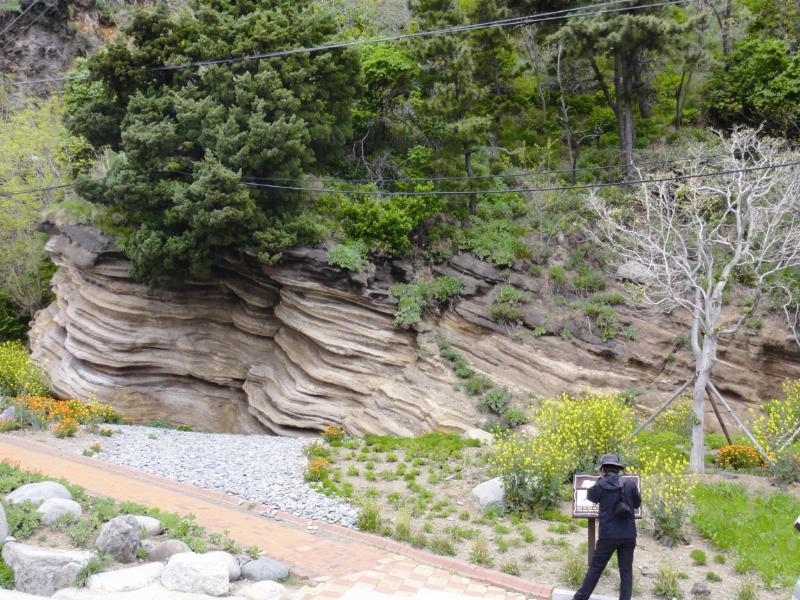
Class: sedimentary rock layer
29,224,800,434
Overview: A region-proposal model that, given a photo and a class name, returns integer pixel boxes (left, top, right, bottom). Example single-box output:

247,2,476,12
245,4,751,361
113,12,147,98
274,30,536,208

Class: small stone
793,578,800,600
133,515,163,537
148,540,191,561
1,405,16,423
721,472,739,480
639,564,656,577
5,481,72,506
203,550,241,581
462,428,494,446
241,558,290,582
95,515,141,563
0,504,8,542
85,562,164,592
240,580,289,600
468,477,505,510
161,552,230,596
37,498,82,526
691,582,712,596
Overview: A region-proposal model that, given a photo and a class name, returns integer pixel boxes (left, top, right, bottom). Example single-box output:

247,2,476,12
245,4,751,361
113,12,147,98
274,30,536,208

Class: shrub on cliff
65,2,361,287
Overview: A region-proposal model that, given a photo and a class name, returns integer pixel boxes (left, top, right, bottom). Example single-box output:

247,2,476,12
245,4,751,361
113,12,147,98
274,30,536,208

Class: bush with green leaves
479,387,512,414
490,286,531,325
327,241,368,272
391,277,463,327
573,267,606,293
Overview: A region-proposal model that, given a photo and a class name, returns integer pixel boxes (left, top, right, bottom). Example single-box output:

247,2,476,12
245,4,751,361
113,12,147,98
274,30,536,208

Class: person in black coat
573,453,641,600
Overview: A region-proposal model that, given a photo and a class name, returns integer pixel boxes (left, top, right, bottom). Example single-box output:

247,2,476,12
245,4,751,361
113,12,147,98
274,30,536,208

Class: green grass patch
691,482,800,587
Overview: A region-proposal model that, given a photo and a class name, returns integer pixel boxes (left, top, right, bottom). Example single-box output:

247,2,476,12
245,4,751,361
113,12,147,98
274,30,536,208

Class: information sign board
572,474,643,519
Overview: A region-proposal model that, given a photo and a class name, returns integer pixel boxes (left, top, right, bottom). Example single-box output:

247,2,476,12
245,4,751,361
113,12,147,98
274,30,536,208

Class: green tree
554,6,684,168
0,92,87,332
65,1,362,286
706,38,800,137
408,0,492,215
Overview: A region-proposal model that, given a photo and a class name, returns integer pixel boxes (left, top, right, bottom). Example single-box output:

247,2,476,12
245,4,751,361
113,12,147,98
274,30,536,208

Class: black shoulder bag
613,479,633,518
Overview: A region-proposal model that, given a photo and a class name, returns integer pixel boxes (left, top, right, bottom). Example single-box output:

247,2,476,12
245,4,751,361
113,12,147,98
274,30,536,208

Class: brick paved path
0,436,551,600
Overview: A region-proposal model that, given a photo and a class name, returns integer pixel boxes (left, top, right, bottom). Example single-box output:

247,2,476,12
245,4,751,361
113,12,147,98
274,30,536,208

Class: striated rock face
30,224,800,435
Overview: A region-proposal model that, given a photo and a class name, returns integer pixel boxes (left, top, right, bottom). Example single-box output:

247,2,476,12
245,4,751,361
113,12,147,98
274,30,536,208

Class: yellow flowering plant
0,341,48,398
638,449,693,546
753,379,800,458
491,390,634,514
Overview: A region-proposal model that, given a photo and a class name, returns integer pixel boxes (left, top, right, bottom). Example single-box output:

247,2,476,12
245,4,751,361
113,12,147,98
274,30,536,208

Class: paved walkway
0,436,551,600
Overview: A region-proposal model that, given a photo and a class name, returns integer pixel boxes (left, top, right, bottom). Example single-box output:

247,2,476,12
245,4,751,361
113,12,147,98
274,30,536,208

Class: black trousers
573,537,636,600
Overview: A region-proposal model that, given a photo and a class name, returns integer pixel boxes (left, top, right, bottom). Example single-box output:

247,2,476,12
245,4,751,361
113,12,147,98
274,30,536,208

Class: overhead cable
8,0,690,86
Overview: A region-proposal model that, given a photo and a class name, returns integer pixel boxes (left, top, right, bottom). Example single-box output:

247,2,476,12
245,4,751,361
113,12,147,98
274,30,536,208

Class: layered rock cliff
30,223,800,435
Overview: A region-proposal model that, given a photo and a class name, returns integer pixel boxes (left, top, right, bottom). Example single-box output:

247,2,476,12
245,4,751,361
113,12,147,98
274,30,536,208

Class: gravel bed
27,425,358,527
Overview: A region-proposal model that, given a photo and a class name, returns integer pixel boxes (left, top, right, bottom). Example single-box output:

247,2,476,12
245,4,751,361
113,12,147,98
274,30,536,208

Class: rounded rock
5,481,72,506
37,498,82,526
241,557,289,582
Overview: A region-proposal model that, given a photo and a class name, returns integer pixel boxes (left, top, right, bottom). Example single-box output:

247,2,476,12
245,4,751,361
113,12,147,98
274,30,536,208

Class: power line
238,160,800,196
2,3,51,50
241,141,800,185
0,0,40,37
4,159,800,199
8,0,691,86
0,182,74,197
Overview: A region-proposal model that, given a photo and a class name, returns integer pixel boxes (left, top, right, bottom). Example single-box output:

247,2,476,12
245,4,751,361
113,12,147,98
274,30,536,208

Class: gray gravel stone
62,426,357,527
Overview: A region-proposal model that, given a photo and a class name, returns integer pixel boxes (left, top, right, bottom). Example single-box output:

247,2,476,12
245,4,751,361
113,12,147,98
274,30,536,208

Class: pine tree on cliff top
65,1,362,287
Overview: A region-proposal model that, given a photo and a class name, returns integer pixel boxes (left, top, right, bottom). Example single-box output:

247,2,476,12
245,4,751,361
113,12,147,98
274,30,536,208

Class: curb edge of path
0,434,552,599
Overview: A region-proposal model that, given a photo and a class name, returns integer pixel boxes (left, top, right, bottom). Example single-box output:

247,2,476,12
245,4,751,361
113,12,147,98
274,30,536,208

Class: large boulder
95,516,141,563
5,482,71,506
1,541,93,596
160,553,230,596
240,558,289,582
85,563,164,593
202,551,240,581
37,499,82,526
239,581,289,600
147,540,190,562
0,504,8,542
468,477,505,510
132,516,162,538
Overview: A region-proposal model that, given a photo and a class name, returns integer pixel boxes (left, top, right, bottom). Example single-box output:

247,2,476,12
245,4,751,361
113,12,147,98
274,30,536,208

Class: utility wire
0,182,74,197
0,0,40,37
2,3,51,50
242,160,800,195
8,0,691,86
4,159,800,198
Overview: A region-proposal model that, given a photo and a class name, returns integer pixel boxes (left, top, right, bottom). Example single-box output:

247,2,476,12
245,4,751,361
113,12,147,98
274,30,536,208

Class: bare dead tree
589,128,800,473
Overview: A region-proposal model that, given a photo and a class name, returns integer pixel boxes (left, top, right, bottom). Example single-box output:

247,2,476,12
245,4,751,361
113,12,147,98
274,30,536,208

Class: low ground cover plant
0,460,259,567
2,396,121,437
691,482,800,587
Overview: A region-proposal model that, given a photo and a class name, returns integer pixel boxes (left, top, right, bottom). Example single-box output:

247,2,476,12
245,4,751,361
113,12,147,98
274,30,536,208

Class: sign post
572,474,643,566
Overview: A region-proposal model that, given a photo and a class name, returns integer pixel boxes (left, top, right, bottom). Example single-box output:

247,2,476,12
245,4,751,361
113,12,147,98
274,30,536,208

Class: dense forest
1,0,800,338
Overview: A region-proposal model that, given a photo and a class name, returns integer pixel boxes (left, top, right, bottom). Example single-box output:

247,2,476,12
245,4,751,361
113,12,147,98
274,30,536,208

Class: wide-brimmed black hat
599,453,626,469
